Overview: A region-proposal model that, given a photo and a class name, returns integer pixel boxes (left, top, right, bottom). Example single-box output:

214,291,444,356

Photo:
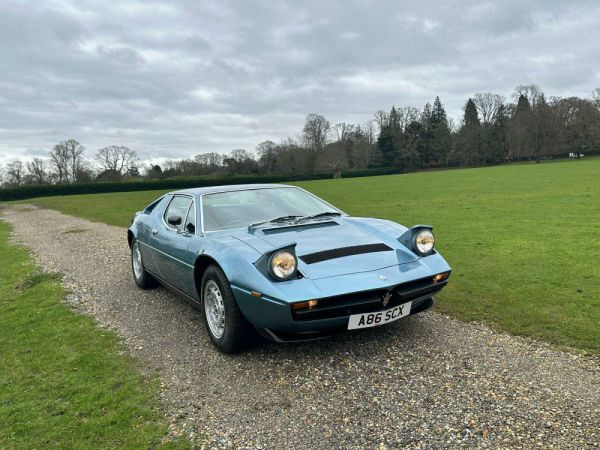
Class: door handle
151,228,158,235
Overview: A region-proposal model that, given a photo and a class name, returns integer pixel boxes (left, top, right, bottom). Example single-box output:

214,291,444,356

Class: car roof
172,183,294,196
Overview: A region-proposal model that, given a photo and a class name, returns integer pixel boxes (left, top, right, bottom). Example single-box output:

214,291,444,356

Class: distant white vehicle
569,152,584,158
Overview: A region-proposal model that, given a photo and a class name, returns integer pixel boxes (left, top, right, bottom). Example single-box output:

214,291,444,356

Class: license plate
347,301,413,330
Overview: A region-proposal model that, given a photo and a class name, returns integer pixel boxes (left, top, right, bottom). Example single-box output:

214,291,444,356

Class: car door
149,194,196,295
137,196,169,277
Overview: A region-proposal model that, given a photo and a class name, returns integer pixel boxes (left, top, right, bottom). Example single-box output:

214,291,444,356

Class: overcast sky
1,0,599,164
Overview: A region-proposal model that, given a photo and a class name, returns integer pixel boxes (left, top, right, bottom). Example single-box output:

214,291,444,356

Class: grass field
0,220,188,448
13,158,600,354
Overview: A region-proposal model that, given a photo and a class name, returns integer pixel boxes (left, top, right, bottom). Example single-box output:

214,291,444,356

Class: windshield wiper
295,211,342,223
248,215,303,230
248,212,342,230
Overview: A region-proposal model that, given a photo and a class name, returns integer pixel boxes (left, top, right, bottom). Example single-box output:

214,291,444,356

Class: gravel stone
2,204,599,449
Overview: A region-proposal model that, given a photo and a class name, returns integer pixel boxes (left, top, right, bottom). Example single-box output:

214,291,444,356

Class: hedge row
0,168,399,201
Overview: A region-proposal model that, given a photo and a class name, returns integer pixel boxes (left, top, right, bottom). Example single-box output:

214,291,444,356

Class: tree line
2,84,600,188
0,142,142,187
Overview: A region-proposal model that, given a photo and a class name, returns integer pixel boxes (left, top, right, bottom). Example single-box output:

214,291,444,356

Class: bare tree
334,123,354,142
205,152,223,167
195,152,223,169
322,142,348,178
396,106,420,131
361,120,376,145
228,149,251,162
50,142,70,183
5,160,25,186
64,139,86,182
513,84,544,107
556,96,600,155
275,137,303,175
473,93,506,124
373,110,388,132
223,149,257,174
255,140,278,173
592,87,600,110
96,145,139,174
302,113,330,174
447,117,457,133
50,139,87,183
26,158,48,184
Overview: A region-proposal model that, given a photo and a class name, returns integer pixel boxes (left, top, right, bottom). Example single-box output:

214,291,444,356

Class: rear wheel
201,265,252,353
131,239,157,289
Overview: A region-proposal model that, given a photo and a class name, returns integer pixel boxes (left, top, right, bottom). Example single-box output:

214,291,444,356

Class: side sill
145,269,201,309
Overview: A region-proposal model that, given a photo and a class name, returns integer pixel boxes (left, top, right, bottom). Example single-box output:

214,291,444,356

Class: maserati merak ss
128,184,451,352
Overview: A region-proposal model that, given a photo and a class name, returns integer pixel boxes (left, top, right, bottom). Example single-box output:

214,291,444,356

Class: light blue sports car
128,184,451,353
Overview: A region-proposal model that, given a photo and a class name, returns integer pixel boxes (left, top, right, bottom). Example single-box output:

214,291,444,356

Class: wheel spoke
204,280,225,339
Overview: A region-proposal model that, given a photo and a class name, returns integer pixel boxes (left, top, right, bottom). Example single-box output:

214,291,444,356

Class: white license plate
347,301,413,330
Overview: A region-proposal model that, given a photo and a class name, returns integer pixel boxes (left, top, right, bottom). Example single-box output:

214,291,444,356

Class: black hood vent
299,243,393,264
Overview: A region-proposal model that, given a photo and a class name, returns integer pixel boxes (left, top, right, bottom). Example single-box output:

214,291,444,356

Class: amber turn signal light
433,272,450,283
291,299,319,311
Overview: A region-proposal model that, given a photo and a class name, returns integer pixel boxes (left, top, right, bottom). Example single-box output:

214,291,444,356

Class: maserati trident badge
382,292,392,308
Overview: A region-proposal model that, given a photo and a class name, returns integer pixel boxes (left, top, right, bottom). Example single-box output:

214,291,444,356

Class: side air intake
299,243,393,264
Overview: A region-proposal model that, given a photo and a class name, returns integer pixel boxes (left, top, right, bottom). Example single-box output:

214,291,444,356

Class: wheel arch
194,254,223,298
127,229,135,248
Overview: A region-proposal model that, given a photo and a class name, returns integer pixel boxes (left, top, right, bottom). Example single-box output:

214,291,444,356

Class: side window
184,202,196,233
164,196,192,231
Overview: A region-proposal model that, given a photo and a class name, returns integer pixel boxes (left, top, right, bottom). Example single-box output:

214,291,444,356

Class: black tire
201,265,252,353
131,238,158,289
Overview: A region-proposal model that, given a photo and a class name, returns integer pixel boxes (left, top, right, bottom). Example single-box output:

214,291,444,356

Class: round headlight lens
270,251,297,279
415,230,435,255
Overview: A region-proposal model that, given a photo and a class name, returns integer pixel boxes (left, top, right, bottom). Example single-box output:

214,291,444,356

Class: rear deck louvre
299,243,393,264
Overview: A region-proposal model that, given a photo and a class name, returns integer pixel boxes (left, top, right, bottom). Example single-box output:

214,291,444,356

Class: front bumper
231,265,449,340
258,296,436,342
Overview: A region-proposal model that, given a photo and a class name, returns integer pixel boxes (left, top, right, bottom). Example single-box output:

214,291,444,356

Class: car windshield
202,187,340,232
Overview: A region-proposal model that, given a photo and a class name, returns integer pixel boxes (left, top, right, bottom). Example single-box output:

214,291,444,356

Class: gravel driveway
2,204,599,449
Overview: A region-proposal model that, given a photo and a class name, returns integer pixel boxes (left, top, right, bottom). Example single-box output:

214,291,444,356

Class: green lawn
0,219,189,448
15,158,600,354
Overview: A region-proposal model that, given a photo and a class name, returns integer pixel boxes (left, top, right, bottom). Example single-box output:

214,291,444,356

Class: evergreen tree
460,98,481,165
376,106,405,168
431,96,447,125
510,94,532,160
490,104,509,163
430,97,452,166
464,98,480,126
404,120,424,170
389,106,405,167
529,93,558,161
376,123,396,167
389,106,400,131
419,103,434,167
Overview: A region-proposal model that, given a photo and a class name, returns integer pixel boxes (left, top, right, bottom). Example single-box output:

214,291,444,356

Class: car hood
233,218,419,280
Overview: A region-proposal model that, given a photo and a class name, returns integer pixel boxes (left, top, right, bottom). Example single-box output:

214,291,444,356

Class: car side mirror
186,223,195,234
167,215,182,226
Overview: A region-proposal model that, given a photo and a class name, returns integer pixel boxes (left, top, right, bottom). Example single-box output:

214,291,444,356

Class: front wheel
131,239,157,289
201,265,252,353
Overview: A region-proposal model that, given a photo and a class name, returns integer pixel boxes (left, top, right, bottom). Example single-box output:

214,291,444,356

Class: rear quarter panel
130,196,170,276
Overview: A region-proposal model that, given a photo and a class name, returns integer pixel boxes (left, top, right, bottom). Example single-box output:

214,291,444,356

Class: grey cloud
24,147,50,157
1,0,600,164
96,45,144,64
